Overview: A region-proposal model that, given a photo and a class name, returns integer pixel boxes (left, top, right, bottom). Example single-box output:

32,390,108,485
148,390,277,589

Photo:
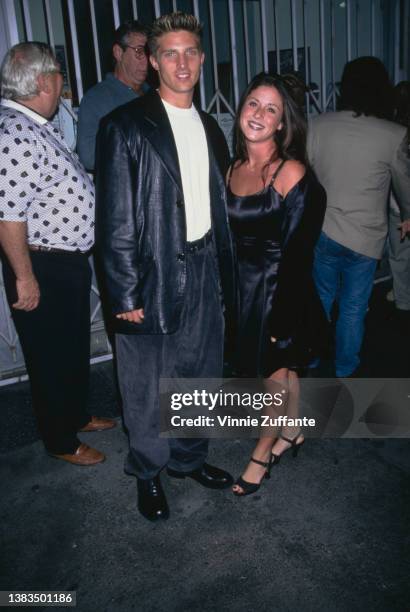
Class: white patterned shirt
0,100,94,252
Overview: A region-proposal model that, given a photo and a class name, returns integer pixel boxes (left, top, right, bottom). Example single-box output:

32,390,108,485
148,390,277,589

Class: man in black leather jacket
96,12,235,521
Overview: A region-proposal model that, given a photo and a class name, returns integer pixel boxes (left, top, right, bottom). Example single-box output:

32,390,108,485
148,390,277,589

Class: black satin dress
227,162,327,377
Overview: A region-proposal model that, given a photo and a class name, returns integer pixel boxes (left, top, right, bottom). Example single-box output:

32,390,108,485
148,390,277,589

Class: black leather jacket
95,90,235,335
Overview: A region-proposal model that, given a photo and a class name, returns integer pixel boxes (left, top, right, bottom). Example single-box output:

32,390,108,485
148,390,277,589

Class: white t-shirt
162,97,211,241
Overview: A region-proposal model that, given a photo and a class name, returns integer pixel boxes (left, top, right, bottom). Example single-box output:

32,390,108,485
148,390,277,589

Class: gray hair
1,42,59,100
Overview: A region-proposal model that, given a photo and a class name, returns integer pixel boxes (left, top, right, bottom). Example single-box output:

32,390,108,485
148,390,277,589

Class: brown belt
28,244,86,255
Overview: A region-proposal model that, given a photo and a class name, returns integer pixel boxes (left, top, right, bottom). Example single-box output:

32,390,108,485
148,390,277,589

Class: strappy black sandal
271,431,305,466
232,456,272,497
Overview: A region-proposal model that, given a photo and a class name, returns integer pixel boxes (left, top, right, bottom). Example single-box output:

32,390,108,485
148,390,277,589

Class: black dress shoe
167,463,233,490
137,476,169,522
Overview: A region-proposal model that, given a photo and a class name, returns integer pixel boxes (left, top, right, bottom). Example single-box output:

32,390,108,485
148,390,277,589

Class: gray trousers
116,240,224,479
388,208,410,310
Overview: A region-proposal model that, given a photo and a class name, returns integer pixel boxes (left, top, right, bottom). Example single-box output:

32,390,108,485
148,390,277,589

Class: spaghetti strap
270,159,286,186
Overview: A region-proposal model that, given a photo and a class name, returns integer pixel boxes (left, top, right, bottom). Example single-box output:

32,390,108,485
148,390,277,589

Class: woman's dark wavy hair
339,56,393,119
233,72,308,168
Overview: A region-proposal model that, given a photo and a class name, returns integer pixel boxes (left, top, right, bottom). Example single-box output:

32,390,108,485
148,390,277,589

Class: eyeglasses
124,45,147,59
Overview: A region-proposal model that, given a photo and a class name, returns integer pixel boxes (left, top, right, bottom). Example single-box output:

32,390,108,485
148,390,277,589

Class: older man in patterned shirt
0,42,115,465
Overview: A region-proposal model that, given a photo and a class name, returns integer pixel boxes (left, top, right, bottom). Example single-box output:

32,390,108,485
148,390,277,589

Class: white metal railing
193,0,206,110
21,0,33,40
66,0,83,102
89,0,102,82
2,0,19,46
5,0,404,116
43,0,54,49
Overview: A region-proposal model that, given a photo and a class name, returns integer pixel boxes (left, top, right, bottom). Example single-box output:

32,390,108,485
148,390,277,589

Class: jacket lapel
141,91,183,194
141,91,225,202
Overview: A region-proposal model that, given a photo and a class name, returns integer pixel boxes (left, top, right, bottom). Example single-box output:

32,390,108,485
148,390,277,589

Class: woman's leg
232,368,289,494
270,370,304,456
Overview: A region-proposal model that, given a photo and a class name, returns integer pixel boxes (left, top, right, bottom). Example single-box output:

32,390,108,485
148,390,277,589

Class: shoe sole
167,469,233,489
78,424,116,432
48,453,106,466
138,508,170,522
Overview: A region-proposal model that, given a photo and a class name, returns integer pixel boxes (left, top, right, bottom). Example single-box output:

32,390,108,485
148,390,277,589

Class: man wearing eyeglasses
77,20,149,173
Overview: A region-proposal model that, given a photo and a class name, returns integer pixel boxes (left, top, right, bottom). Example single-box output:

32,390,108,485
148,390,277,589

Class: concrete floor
1,282,409,612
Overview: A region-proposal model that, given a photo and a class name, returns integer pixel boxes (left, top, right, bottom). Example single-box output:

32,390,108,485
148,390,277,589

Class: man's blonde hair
148,12,203,57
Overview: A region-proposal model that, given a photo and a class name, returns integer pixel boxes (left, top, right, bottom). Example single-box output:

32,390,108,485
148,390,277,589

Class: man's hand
13,275,40,311
399,218,410,239
0,221,40,311
116,308,145,323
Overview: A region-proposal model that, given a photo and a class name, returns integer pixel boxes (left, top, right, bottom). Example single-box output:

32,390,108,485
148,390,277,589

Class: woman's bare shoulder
276,160,306,196
281,160,306,181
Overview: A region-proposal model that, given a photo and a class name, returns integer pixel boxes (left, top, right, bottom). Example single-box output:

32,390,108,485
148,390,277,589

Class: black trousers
116,239,224,479
2,250,92,454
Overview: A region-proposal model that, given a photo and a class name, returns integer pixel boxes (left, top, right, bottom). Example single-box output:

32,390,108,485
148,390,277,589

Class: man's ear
149,54,159,72
113,43,123,63
36,73,50,94
200,52,205,66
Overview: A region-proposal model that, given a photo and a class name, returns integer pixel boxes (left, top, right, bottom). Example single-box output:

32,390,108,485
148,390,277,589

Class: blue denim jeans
313,232,377,377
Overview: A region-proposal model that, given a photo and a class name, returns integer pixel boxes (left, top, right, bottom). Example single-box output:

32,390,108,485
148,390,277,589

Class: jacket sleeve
391,133,410,220
269,173,326,342
95,116,143,314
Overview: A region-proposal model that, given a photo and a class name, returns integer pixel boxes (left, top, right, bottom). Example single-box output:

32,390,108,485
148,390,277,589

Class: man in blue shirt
77,21,148,172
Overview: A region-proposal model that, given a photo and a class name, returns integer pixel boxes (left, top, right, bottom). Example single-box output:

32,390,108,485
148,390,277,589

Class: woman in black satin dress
228,73,327,496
